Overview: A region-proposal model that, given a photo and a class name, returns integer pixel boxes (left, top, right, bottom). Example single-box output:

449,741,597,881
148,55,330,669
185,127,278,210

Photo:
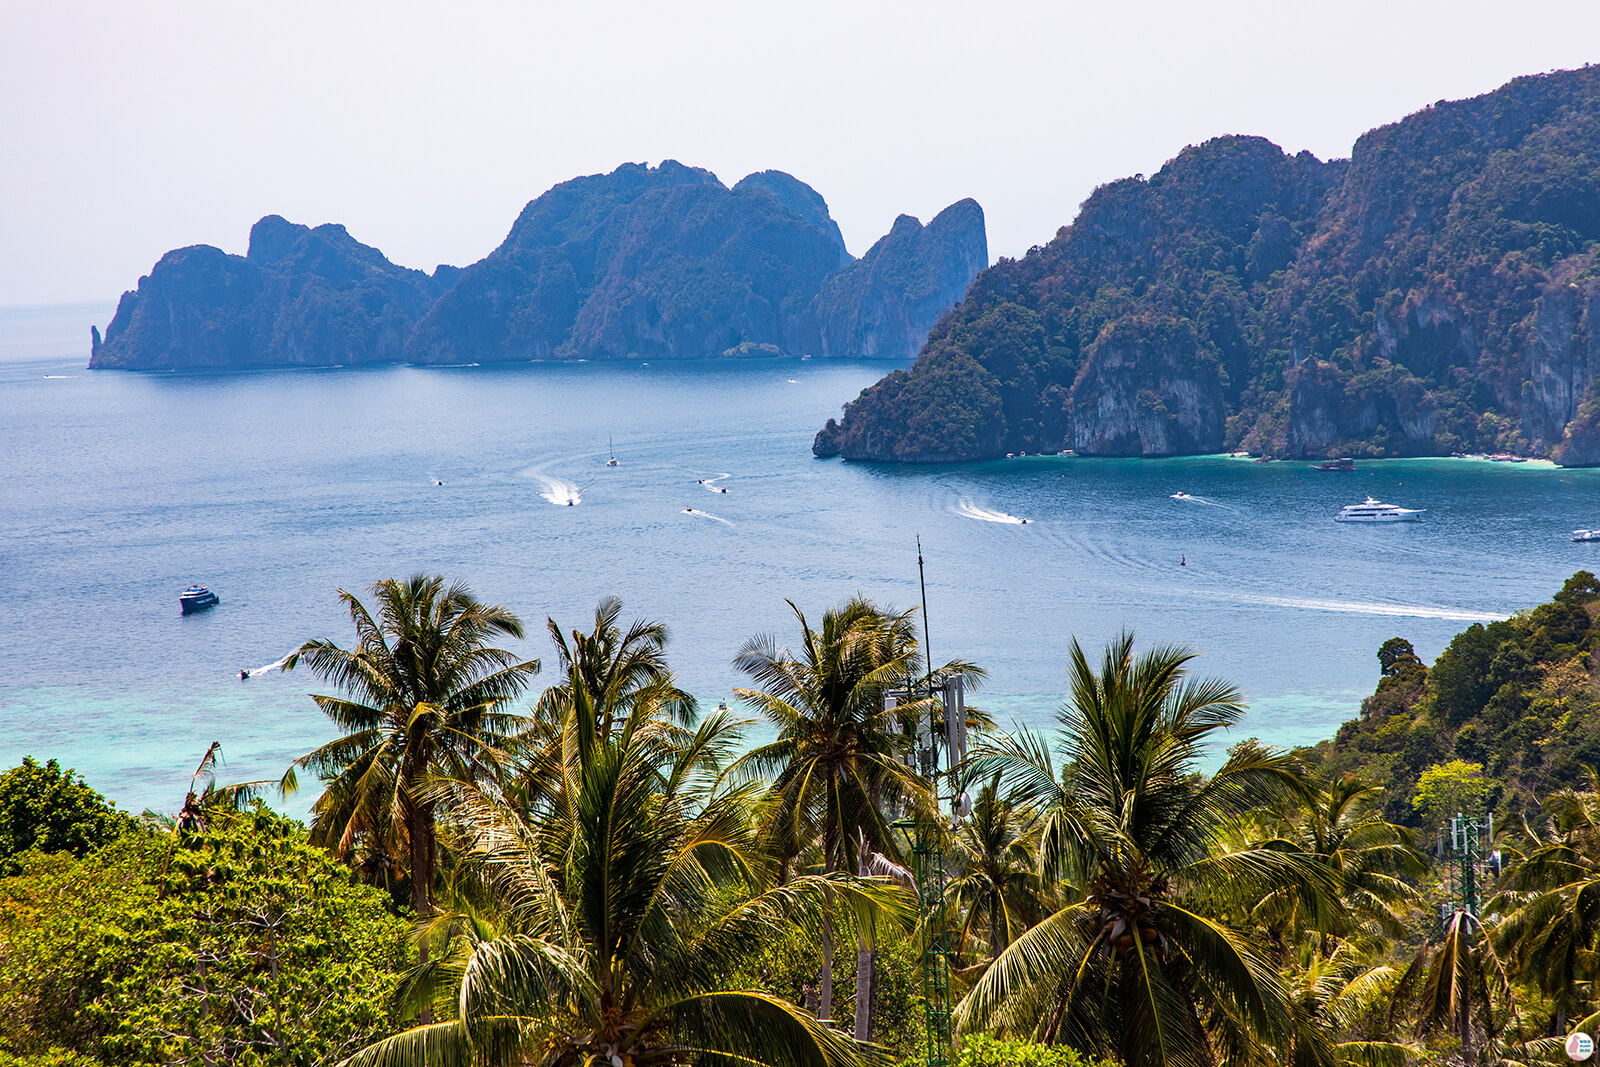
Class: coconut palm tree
946,773,1046,965
1490,769,1600,1036
1247,774,1426,958
1400,911,1512,1065
340,677,910,1067
1281,947,1422,1067
511,597,719,824
955,632,1341,1066
531,595,697,740
730,595,982,1025
282,575,539,949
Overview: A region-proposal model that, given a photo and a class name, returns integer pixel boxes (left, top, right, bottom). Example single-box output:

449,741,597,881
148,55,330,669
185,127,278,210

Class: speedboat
1574,530,1600,542
1313,457,1355,471
179,585,220,613
1171,492,1192,500
1335,497,1423,523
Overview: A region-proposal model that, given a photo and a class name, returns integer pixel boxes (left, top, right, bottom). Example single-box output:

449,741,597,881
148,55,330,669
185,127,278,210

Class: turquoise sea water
4,304,1599,816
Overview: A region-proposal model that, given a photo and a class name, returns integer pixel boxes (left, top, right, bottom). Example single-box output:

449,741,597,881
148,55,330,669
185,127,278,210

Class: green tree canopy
0,758,128,876
0,810,409,1065
1411,759,1492,827
1377,637,1422,677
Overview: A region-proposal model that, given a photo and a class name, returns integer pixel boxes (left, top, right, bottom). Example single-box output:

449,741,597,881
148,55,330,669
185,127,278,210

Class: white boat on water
1335,497,1423,523
1573,529,1600,542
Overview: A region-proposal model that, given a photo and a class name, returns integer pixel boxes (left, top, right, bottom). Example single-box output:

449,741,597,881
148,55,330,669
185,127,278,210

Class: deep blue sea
4,303,1599,817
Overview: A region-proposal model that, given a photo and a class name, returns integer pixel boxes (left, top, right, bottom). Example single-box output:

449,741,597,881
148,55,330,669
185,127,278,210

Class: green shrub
956,1033,1114,1067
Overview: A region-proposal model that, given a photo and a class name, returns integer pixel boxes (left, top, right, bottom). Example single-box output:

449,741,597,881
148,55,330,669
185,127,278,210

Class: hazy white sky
4,0,1599,307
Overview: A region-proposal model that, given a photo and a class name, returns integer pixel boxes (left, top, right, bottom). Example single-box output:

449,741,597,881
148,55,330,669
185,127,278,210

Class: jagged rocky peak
733,170,851,267
406,161,988,365
89,215,444,370
406,160,851,364
246,214,309,264
807,199,988,362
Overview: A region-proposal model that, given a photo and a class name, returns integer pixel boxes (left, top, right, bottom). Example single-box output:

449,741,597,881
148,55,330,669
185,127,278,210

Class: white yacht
1335,497,1423,523
1573,529,1600,542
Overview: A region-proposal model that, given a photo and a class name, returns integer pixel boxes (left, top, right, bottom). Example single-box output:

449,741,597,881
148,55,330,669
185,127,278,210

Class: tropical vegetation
5,571,1600,1065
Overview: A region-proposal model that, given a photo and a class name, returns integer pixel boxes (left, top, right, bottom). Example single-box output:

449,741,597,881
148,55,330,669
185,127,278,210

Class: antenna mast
909,535,952,1067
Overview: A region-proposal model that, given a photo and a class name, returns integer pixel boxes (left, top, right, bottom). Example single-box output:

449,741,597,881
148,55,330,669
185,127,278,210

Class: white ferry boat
1335,497,1423,523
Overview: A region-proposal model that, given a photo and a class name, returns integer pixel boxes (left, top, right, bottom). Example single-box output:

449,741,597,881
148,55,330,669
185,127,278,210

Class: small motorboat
180,585,220,614
1313,457,1355,471
1171,492,1192,500
1573,530,1600,542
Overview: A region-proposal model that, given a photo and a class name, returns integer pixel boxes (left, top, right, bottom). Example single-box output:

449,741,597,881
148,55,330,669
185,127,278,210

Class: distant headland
88,162,987,372
815,66,1600,466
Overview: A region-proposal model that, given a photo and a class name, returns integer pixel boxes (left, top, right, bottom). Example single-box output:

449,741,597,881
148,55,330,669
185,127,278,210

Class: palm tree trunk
820,848,834,1023
854,850,875,1041
409,800,435,1025
818,779,837,1024
819,825,844,1023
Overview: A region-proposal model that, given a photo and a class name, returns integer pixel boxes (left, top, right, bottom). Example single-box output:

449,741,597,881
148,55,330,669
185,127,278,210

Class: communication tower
887,537,971,1067
1435,812,1501,924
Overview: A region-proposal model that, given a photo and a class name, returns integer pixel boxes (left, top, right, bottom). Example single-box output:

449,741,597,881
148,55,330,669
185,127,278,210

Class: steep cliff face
817,65,1600,465
557,177,846,361
808,200,987,361
1070,318,1224,456
89,217,447,370
733,170,851,269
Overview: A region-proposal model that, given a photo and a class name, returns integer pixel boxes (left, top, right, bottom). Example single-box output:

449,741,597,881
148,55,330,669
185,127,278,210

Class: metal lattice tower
912,830,953,1066
890,684,955,1067
895,536,965,1067
1435,812,1498,924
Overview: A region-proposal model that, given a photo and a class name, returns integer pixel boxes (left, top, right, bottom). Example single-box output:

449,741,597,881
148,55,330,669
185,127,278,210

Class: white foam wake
683,507,732,526
1170,492,1234,510
242,650,296,678
954,499,1029,525
1222,591,1505,622
532,473,581,506
700,473,732,493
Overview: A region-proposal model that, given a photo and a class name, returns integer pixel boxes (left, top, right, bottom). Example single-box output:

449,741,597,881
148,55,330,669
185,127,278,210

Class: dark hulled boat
179,585,220,614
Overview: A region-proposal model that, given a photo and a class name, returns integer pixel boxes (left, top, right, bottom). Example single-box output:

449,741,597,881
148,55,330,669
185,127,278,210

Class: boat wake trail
1170,492,1235,510
699,473,732,494
683,507,733,526
242,651,296,678
523,470,582,506
1221,591,1505,622
954,499,1030,525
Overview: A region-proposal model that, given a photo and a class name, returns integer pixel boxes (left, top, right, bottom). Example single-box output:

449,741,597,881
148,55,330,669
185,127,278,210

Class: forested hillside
816,66,1600,464
1301,571,1600,827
